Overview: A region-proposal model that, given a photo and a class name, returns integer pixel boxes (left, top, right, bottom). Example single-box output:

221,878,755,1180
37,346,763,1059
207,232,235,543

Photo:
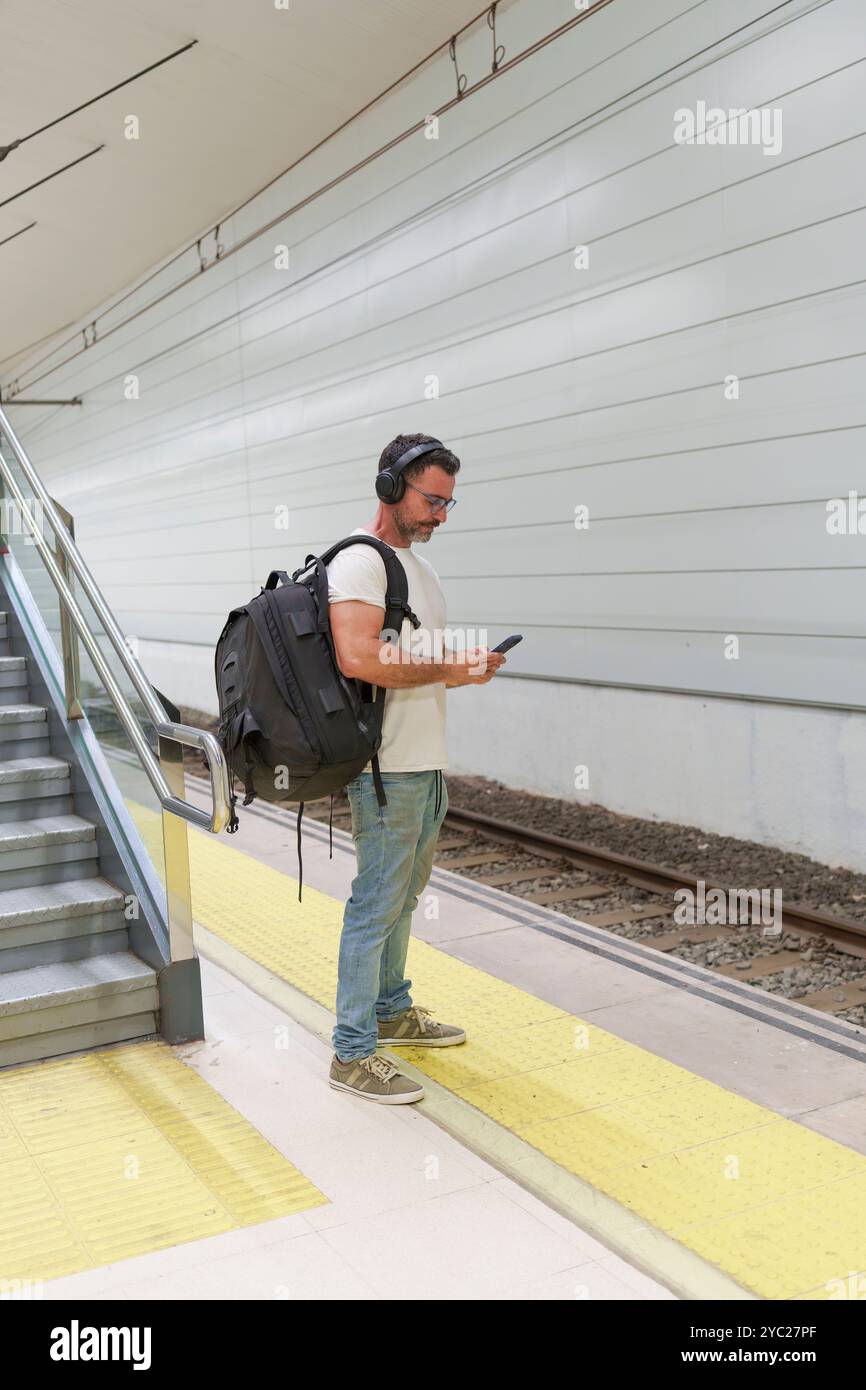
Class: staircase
0,607,159,1068
0,401,230,1073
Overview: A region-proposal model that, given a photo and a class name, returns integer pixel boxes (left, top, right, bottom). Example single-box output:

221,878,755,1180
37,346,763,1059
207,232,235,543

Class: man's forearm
345,642,451,689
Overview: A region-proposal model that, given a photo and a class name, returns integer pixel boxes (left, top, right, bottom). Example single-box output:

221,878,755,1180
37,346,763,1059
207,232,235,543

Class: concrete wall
5,0,866,865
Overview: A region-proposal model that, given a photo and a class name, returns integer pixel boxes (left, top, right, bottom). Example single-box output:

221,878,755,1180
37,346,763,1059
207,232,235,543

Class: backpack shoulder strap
304,534,421,636
308,535,421,811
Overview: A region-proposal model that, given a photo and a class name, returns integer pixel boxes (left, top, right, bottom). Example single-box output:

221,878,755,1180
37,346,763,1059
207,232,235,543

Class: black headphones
375,439,445,505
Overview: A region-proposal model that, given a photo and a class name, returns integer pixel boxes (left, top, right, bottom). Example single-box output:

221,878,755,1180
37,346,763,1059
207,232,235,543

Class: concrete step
0,876,129,972
0,755,74,819
0,702,45,726
0,703,50,757
0,654,27,703
0,950,158,1068
0,612,170,1067
0,814,99,889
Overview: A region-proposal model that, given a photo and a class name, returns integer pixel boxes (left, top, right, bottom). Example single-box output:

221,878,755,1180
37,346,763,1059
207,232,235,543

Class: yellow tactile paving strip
130,802,866,1300
0,1041,328,1282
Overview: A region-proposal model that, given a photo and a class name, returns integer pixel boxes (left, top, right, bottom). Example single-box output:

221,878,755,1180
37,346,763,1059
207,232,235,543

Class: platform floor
11,964,670,1301
7,781,866,1300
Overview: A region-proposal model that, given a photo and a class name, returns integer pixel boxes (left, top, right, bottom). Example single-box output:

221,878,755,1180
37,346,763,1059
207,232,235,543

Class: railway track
312,797,866,1023
177,718,866,1024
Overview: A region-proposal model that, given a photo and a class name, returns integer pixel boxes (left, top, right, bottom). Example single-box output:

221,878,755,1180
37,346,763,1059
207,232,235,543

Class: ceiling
0,0,485,373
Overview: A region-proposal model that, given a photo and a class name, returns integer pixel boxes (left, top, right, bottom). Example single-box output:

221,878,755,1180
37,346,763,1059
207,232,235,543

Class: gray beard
394,511,433,544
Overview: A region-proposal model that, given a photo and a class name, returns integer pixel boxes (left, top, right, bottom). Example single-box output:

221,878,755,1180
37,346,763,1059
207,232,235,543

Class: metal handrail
0,403,230,834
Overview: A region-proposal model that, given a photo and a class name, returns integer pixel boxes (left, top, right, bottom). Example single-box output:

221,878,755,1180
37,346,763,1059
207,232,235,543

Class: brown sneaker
377,1004,466,1047
329,1052,424,1104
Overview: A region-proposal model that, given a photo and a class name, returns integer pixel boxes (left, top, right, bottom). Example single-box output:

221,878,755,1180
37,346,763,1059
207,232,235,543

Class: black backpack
214,534,420,897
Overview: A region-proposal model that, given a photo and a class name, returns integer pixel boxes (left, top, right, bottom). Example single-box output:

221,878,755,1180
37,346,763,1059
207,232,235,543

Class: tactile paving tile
414,1015,630,1089
613,1077,775,1148
683,1181,866,1300
127,801,866,1300
456,1047,697,1128
37,1124,234,1267
590,1125,866,1235
0,1156,88,1282
100,1043,324,1225
0,1040,327,1282
515,1105,690,1183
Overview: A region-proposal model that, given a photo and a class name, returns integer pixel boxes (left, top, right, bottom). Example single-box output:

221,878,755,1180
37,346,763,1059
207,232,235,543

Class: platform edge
192,919,758,1303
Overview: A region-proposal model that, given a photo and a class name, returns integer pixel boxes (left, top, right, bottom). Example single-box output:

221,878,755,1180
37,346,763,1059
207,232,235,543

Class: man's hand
444,647,506,687
330,602,507,689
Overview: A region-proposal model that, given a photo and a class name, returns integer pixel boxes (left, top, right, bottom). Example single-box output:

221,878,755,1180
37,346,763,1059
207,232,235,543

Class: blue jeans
332,770,448,1062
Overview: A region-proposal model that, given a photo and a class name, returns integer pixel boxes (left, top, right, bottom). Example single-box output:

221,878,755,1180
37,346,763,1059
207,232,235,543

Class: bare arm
330,601,505,689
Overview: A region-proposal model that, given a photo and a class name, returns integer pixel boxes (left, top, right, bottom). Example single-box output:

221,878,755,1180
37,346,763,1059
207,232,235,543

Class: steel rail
443,805,866,954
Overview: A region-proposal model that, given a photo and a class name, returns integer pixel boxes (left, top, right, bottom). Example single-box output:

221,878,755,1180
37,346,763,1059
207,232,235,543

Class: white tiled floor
41,955,675,1301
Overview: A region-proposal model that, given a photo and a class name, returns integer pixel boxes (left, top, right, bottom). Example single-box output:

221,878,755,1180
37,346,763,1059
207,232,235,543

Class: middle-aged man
326,433,507,1104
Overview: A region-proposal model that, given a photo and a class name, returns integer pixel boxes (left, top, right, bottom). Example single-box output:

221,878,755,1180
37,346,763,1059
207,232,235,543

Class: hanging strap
236,708,262,807
242,746,256,805
371,754,386,807
226,766,239,833
219,706,261,821
296,802,305,902
328,794,334,860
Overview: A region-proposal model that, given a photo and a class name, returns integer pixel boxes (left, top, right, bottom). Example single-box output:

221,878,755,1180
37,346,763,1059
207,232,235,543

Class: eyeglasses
404,479,458,514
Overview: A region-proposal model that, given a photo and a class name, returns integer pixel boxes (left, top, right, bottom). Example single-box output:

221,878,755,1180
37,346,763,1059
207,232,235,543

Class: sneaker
329,1052,424,1104
377,1004,466,1047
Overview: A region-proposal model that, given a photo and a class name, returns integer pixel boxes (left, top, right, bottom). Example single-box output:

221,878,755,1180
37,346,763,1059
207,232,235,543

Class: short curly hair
377,432,461,484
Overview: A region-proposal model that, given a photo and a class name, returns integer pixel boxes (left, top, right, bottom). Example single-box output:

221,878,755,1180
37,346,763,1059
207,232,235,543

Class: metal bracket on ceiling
487,3,506,73
0,389,81,405
448,36,468,100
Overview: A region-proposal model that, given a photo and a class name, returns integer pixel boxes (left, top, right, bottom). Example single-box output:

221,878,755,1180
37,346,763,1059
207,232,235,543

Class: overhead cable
0,40,198,163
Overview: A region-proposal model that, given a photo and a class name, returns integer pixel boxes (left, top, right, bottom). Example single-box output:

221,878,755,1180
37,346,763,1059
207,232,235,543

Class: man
326,433,507,1104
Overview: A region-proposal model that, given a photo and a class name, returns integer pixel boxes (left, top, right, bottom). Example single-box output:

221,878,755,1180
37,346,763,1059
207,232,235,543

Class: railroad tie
582,905,669,929
523,883,612,906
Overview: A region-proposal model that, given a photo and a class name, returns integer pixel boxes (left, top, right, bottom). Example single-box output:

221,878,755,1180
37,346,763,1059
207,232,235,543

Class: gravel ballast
178,707,866,1028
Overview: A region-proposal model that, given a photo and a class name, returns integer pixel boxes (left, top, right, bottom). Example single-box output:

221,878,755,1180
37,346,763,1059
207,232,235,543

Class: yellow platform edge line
194,919,755,1302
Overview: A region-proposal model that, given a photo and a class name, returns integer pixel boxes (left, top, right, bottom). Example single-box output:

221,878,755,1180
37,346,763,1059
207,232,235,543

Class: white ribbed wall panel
6,0,866,865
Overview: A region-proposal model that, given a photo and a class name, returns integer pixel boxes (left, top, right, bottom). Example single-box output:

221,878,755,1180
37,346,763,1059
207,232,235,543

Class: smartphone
492,634,524,654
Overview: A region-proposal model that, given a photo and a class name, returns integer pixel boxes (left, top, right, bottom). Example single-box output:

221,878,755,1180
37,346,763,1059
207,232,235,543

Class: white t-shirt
326,526,447,772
